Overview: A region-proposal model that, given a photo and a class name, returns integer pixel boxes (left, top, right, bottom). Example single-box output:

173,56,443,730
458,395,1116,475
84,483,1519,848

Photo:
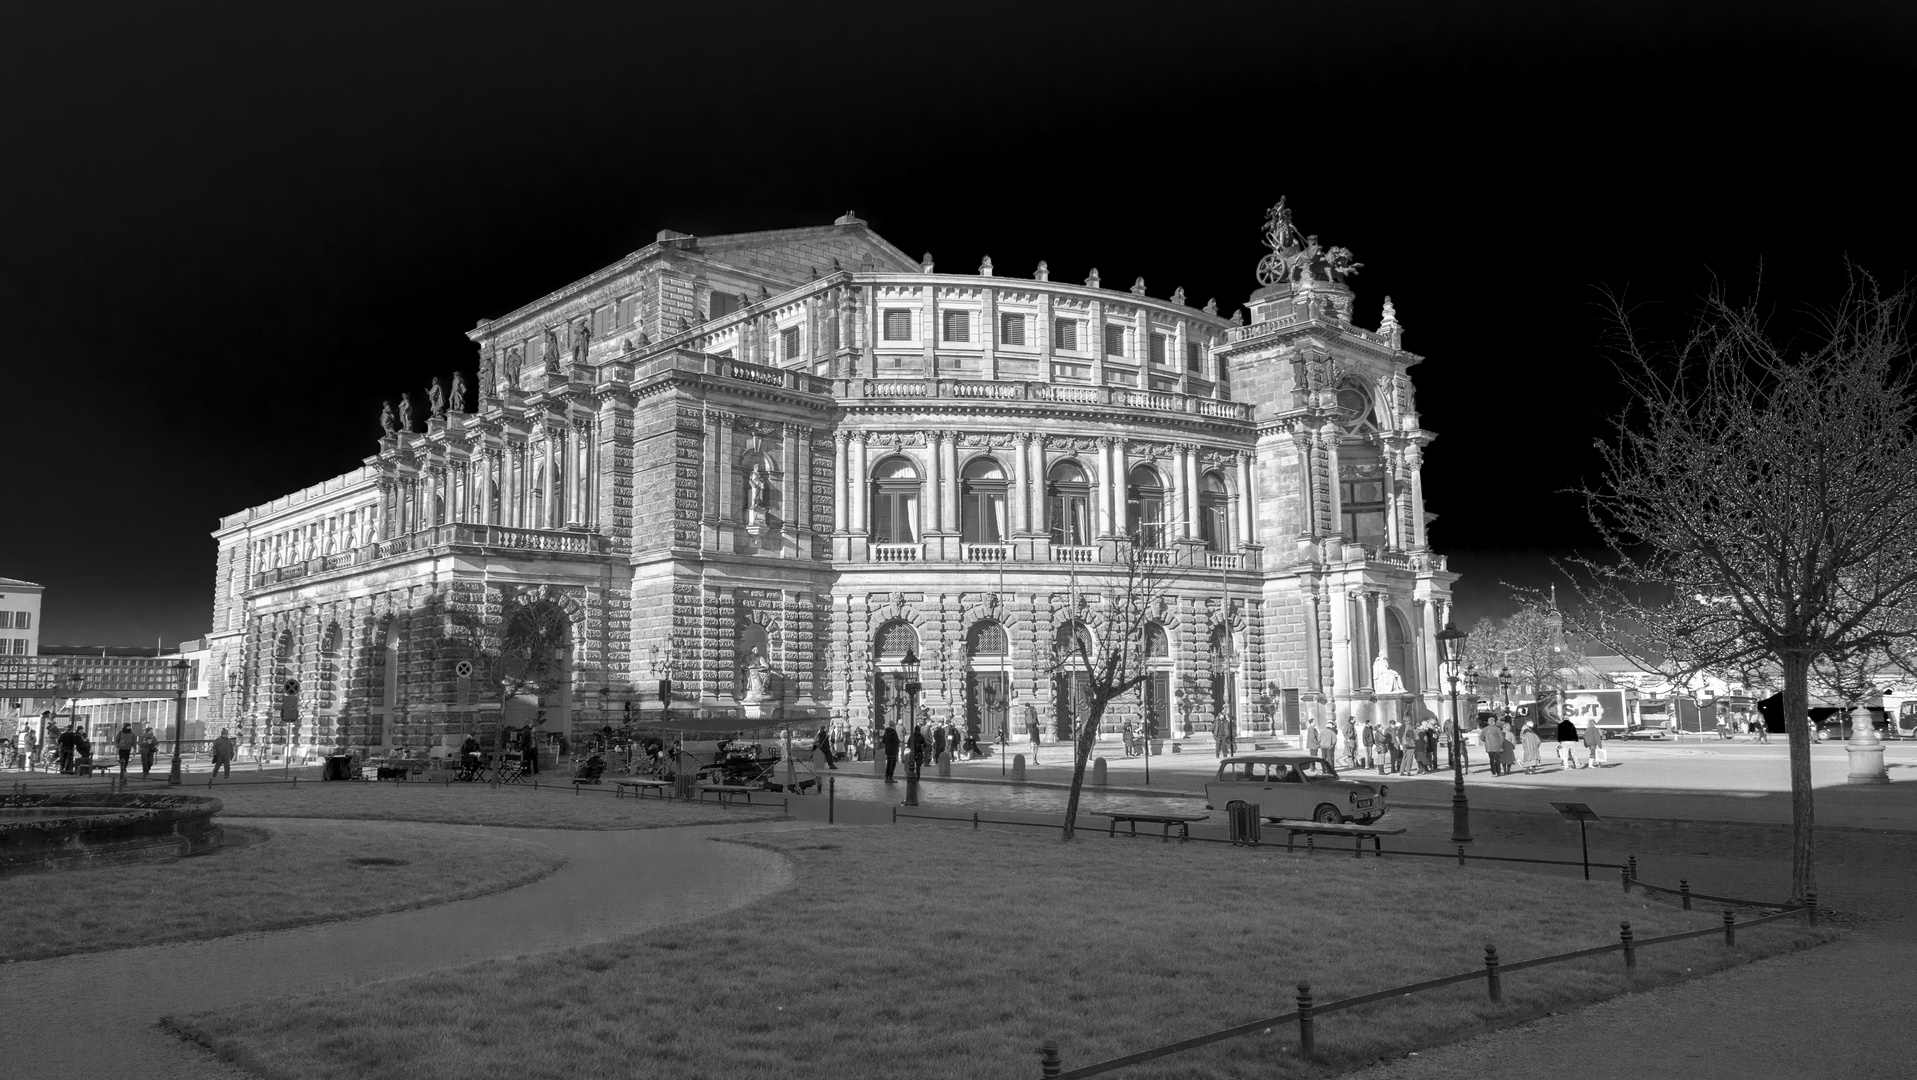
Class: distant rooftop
0,576,45,589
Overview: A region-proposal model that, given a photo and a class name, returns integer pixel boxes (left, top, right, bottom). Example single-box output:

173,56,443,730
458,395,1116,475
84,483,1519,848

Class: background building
205,205,1456,757
0,577,44,739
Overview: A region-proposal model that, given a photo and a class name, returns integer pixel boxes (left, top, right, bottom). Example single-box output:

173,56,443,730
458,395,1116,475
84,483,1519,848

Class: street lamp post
1499,666,1513,718
168,660,189,785
902,647,922,806
1435,621,1473,844
1461,663,1479,769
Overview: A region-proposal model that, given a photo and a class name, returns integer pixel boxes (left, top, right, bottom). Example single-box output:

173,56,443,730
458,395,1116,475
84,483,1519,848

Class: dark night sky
4,1,1914,645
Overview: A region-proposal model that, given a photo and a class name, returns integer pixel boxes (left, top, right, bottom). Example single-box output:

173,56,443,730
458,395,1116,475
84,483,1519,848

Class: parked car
1203,754,1388,824
1810,707,1894,742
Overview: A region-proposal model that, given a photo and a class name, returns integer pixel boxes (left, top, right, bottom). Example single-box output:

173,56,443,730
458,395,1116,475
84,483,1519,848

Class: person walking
1585,717,1606,767
114,724,136,779
881,721,900,783
57,723,79,774
814,726,838,769
211,728,235,779
1305,718,1322,760
909,724,928,769
1556,712,1581,769
1027,708,1043,764
138,726,159,776
931,724,947,764
1519,720,1541,773
1481,717,1504,775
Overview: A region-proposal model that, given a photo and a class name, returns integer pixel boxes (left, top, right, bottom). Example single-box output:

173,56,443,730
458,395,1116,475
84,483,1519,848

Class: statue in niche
747,461,769,511
543,327,562,374
572,321,591,365
449,372,467,414
427,377,446,419
397,393,415,433
503,349,522,391
742,645,772,702
379,401,397,437
1372,653,1406,695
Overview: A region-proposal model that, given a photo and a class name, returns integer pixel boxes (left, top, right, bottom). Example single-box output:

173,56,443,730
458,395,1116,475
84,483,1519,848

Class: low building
205,203,1458,757
0,576,45,740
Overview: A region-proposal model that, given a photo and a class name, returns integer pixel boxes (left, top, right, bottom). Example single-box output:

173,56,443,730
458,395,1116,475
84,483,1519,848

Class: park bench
1273,818,1405,858
614,778,673,800
1090,810,1210,842
696,783,762,805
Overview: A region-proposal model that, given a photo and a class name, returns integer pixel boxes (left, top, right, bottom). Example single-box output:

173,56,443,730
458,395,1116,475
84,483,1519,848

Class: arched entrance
1141,622,1172,738
965,620,1011,741
871,619,919,734
1053,621,1094,739
499,599,573,752
1385,607,1417,694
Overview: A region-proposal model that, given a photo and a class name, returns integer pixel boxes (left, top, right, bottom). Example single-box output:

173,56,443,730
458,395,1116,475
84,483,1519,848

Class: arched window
1334,377,1377,434
1127,465,1166,548
869,457,921,544
1047,461,1091,546
875,619,918,659
1385,608,1417,694
1054,620,1095,659
960,457,1008,544
968,621,1008,656
1143,623,1169,659
1199,471,1231,551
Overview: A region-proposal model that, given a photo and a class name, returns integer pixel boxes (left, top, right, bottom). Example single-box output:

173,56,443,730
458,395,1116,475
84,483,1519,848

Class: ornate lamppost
168,660,189,785
902,647,923,806
1499,665,1513,718
1462,663,1479,769
1435,621,1473,844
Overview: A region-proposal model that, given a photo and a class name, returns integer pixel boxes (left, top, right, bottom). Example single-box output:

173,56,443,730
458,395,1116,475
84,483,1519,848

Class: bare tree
1468,601,1575,704
1568,270,1917,903
445,597,571,753
1051,539,1182,840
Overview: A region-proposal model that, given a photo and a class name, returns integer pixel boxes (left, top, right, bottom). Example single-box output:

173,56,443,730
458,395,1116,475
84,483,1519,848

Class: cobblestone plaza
205,203,1456,755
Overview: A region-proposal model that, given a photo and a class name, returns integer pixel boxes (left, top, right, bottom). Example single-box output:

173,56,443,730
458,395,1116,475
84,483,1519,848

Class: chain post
1038,1039,1061,1077
1620,865,1631,893
1620,922,1636,970
1484,944,1502,1002
1723,910,1736,946
1805,891,1818,926
1680,879,1691,910
1628,854,1638,880
1457,844,1466,867
1296,982,1315,1058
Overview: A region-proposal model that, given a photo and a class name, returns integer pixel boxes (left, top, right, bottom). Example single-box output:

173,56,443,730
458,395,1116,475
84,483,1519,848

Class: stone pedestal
1847,704,1889,784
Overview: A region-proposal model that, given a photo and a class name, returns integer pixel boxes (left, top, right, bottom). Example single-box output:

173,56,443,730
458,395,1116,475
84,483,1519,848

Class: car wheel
1313,804,1344,824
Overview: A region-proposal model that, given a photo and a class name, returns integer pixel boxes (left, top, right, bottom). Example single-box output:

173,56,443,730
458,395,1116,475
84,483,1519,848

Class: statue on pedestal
742,646,771,702
572,321,591,365
1372,653,1406,695
449,371,467,414
543,327,562,375
379,401,397,437
427,378,446,419
397,393,415,433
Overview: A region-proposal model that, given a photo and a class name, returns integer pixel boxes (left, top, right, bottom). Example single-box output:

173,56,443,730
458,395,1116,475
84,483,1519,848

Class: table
1273,819,1406,857
615,779,672,800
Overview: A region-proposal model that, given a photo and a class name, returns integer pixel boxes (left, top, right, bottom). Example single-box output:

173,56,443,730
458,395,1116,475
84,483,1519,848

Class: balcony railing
838,378,1251,421
1053,545,1098,563
872,543,924,562
1206,553,1245,570
962,543,1011,562
251,524,610,588
1135,549,1176,567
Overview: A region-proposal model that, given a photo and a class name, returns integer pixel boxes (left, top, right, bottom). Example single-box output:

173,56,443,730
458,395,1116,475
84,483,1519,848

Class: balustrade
1052,545,1099,564
871,543,924,562
961,543,1011,562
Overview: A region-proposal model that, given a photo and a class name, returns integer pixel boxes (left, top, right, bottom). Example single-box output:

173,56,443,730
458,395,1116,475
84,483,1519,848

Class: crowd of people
1,720,169,776
1294,708,1609,776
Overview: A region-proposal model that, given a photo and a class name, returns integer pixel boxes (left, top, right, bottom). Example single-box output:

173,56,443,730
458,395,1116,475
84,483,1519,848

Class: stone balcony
837,535,1263,573
249,524,613,590
835,376,1250,422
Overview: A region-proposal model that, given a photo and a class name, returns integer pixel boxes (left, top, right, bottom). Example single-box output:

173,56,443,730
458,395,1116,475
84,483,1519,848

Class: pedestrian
1482,717,1504,775
1336,714,1354,768
115,724,136,777
138,725,159,775
1357,720,1374,770
1556,712,1580,769
881,721,900,782
1420,722,1439,773
931,724,947,764
57,723,79,774
1755,719,1769,744
1027,708,1043,763
909,724,928,769
1585,718,1606,767
814,726,838,769
1305,718,1322,759
1520,720,1542,773
211,728,236,779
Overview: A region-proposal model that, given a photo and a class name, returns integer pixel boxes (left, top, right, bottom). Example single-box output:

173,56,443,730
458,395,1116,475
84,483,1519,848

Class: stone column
1095,437,1113,537
1374,591,1390,671
1305,586,1324,693
1029,433,1048,535
1237,451,1255,547
1328,587,1353,709
1011,432,1032,535
850,431,869,534
1183,444,1201,540
1352,591,1372,681
940,431,959,535
832,431,849,533
714,414,734,524
924,430,942,534
785,423,804,531
1112,437,1129,537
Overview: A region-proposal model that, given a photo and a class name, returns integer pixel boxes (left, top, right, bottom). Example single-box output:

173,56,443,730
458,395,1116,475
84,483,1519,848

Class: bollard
1038,1039,1061,1077
973,811,979,831
1304,833,1315,854
1723,910,1736,947
1621,865,1631,894
1457,844,1467,868
1805,891,1818,926
1092,757,1107,787
1012,753,1026,780
1484,944,1502,1002
1629,855,1639,880
828,776,835,824
1680,879,1691,910
1296,983,1315,1057
1620,922,1636,970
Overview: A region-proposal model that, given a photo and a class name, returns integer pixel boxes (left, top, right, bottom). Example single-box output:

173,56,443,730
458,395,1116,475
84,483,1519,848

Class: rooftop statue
544,327,562,374
571,322,590,366
503,348,522,390
479,353,496,397
398,393,415,433
1255,198,1363,287
379,401,397,437
449,371,467,414
427,377,446,419
1170,286,1186,306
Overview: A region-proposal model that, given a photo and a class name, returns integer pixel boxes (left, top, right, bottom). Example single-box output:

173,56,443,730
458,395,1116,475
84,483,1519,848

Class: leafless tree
1468,601,1576,705
1567,269,1917,903
445,597,571,751
1051,539,1183,840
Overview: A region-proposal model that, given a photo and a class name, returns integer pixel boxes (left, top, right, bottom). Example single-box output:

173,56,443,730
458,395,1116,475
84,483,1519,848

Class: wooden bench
1090,810,1210,842
1273,819,1406,858
615,778,672,800
697,783,762,804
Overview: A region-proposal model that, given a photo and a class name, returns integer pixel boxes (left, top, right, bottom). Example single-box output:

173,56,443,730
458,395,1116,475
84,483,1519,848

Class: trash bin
323,754,354,781
1227,801,1262,845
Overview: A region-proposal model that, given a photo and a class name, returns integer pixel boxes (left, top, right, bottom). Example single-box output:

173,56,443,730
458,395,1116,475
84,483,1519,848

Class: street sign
1551,802,1602,880
455,660,473,679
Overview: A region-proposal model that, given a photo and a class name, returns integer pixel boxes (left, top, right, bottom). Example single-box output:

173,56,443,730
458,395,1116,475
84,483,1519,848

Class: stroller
573,752,607,784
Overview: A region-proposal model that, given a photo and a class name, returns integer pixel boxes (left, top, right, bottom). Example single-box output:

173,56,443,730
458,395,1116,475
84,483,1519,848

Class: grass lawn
201,779,789,830
171,823,1832,1080
1,818,566,962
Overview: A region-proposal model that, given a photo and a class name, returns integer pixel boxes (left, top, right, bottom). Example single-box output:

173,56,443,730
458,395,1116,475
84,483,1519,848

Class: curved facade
204,210,1456,755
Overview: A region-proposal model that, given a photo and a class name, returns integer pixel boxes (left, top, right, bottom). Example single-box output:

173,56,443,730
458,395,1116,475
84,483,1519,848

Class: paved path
0,817,810,1080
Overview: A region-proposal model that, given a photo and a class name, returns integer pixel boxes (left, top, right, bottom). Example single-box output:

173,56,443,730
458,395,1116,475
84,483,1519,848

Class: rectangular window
782,326,801,361
617,296,636,328
1186,341,1201,371
883,309,913,341
592,307,611,337
1054,318,1078,351
942,310,970,343
15,612,25,629
1104,324,1125,357
1150,332,1168,365
0,612,10,628
710,291,741,319
10,639,23,656
1000,313,1025,346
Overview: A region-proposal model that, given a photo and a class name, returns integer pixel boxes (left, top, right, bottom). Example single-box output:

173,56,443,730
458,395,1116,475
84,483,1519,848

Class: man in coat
1481,716,1505,775
211,728,236,778
1555,711,1581,770
58,723,79,774
881,721,901,783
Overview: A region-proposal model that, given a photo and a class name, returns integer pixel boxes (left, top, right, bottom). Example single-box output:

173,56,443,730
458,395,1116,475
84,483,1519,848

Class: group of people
2,722,168,776
865,719,991,782
1297,709,1610,776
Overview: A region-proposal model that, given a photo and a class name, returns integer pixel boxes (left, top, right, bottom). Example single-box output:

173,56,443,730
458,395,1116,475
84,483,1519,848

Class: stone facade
205,209,1456,755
